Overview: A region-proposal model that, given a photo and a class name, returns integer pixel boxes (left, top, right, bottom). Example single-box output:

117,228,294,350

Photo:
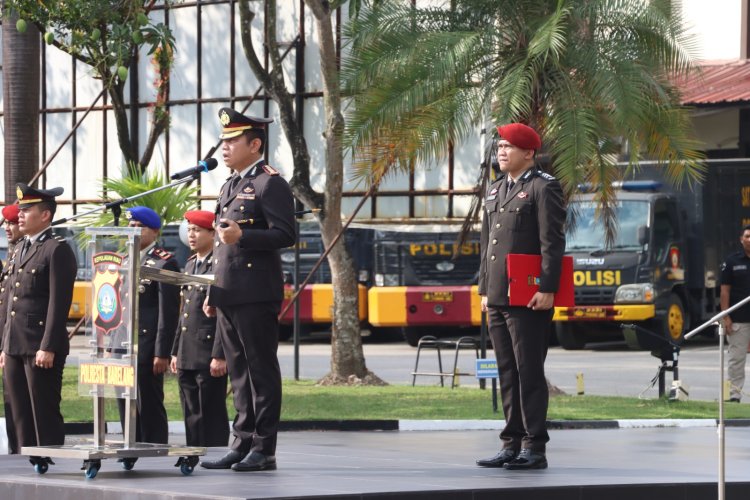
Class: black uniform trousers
177,368,229,447
3,369,18,454
217,301,281,456
487,306,552,454
3,354,65,449
117,366,168,444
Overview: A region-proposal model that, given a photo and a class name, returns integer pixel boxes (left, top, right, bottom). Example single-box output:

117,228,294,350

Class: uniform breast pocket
511,202,534,231
485,201,498,214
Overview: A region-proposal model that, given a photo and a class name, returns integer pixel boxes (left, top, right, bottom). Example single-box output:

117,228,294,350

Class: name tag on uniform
486,194,497,201
734,265,747,271
237,194,256,200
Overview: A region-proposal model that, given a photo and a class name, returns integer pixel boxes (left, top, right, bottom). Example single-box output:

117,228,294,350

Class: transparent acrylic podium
21,227,211,479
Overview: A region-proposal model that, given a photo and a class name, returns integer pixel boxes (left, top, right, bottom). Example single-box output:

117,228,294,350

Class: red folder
506,254,575,307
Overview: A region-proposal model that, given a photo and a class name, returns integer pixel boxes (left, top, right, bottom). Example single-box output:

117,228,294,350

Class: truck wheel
661,293,687,344
555,323,587,350
402,327,426,347
626,293,687,350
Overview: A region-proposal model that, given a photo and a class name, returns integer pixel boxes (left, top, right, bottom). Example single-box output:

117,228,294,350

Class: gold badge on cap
220,110,231,126
16,186,22,200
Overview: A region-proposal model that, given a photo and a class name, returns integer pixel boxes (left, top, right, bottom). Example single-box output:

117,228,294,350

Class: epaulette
54,235,66,242
262,164,280,176
533,169,556,181
152,247,174,261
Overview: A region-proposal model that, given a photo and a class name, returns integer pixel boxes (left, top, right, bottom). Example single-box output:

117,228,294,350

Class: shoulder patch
262,165,280,176
152,247,174,261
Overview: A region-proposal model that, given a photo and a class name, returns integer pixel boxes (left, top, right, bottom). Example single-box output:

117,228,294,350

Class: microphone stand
51,174,199,227
684,293,750,500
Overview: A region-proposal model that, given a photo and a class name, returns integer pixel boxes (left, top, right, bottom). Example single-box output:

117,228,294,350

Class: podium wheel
34,462,48,474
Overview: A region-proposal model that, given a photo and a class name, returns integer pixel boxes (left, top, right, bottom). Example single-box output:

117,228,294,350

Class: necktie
20,238,30,260
195,259,202,271
506,180,515,197
229,174,241,192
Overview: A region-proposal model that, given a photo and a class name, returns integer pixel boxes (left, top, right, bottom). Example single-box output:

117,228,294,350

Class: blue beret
126,206,162,229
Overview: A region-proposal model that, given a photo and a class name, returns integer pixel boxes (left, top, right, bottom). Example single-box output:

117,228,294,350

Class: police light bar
612,180,662,191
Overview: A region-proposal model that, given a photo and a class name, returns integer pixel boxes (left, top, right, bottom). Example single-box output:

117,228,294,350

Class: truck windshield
567,200,649,250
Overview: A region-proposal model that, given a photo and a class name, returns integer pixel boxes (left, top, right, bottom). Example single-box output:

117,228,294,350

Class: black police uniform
0,241,19,453
117,244,180,444
721,252,750,322
1,228,77,449
172,252,229,446
208,160,295,458
478,167,566,454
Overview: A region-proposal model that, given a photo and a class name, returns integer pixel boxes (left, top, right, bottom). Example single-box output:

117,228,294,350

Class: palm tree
342,0,704,244
2,3,40,202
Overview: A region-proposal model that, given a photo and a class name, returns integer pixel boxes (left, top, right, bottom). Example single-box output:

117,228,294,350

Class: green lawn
1,367,748,422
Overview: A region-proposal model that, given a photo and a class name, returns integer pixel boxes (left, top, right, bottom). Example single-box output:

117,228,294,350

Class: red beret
184,210,215,230
496,123,541,151
2,204,19,223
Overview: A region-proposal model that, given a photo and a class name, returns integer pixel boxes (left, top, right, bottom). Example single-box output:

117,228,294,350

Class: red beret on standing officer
0,184,77,460
200,108,295,472
476,123,566,470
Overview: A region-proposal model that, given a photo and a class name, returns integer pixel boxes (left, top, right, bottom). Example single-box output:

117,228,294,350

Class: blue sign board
475,358,499,379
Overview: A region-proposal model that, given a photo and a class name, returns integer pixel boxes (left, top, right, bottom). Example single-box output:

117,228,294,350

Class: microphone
170,158,218,180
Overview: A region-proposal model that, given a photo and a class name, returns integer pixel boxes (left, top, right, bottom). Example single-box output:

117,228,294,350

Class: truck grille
574,287,616,305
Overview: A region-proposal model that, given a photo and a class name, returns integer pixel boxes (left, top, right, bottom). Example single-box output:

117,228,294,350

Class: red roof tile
678,59,750,105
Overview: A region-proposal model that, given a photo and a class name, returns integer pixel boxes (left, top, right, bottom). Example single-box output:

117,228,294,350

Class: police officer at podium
0,203,23,453
476,124,565,470
117,206,180,444
170,210,229,446
201,108,295,472
0,184,77,453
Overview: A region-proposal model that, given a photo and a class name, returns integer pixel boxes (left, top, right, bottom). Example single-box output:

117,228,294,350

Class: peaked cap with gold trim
16,183,63,209
218,107,273,140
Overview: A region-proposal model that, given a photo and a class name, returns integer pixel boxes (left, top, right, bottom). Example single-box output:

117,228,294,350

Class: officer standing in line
0,184,77,457
476,124,566,470
116,206,180,444
720,224,750,402
201,108,295,472
0,203,24,453
170,210,229,446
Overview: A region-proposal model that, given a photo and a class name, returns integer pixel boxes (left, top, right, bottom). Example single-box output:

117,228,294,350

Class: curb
28,418,750,435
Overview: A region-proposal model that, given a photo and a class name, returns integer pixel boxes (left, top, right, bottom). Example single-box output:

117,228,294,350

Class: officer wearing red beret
0,184,77,461
170,210,229,447
0,203,22,452
476,123,566,470
201,108,295,472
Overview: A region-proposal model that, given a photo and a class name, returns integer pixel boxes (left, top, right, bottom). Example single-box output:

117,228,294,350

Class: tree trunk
2,6,41,199
305,0,378,383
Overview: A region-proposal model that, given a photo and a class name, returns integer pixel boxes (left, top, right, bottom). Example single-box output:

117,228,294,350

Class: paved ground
0,427,747,499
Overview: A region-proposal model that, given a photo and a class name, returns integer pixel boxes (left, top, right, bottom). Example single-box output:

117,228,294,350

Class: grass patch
0,367,748,422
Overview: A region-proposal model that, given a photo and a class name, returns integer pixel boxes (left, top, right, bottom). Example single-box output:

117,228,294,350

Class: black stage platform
0,427,748,499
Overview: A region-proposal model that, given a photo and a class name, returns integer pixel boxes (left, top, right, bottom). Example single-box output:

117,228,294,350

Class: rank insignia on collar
517,192,528,199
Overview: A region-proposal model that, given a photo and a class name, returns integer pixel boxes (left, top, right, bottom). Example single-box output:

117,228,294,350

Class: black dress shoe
200,450,244,469
476,448,518,468
503,449,548,470
728,397,741,403
231,451,277,472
